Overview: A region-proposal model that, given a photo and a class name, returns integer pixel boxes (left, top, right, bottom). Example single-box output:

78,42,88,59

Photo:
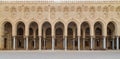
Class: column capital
64,35,67,37
12,36,16,37
90,36,94,38
52,36,55,38
77,36,81,37
63,36,67,39
38,36,42,37
25,35,29,38
102,36,107,37
112,36,116,39
116,36,120,37
90,36,94,37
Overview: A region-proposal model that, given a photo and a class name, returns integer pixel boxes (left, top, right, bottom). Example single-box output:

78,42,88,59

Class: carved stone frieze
2,2,120,20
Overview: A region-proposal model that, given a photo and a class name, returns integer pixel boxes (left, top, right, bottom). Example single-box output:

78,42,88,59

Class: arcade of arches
1,21,120,50
0,1,120,50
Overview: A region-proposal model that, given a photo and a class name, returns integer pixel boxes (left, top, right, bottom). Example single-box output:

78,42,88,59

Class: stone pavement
0,50,120,59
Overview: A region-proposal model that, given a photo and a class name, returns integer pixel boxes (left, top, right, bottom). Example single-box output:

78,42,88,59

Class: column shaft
112,38,114,50
117,36,119,50
44,39,45,49
103,36,106,49
52,36,54,51
39,36,41,50
78,36,80,50
13,36,16,50
24,39,26,49
26,36,28,50
65,36,67,51
83,38,85,50
34,39,36,49
91,36,93,49
73,39,75,50
93,38,94,49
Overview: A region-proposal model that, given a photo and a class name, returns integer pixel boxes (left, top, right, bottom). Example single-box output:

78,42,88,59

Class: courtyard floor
0,50,120,59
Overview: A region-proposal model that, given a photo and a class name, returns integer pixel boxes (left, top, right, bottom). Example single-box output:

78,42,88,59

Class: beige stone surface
0,1,120,50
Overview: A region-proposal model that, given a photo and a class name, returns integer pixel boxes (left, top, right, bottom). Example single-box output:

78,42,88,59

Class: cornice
0,1,120,4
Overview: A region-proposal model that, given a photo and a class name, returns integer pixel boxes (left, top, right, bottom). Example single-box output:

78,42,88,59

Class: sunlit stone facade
0,1,120,50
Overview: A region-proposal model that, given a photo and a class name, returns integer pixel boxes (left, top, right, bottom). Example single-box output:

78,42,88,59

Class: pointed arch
94,21,104,36
81,21,91,50
3,22,12,49
107,21,117,49
54,21,64,49
41,21,52,49
16,21,25,49
81,21,90,36
28,21,39,50
67,21,77,36
42,21,52,36
67,22,78,50
17,21,25,35
29,21,38,36
55,21,64,36
107,21,117,36
94,21,104,50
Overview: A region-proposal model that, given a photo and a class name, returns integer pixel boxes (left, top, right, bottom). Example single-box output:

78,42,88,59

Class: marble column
52,36,55,51
78,36,80,50
65,36,67,51
44,38,45,49
24,38,26,49
39,36,41,50
34,39,36,49
83,38,85,50
103,36,106,49
116,36,119,50
73,39,75,50
26,36,28,50
91,36,93,50
13,36,16,50
112,37,115,50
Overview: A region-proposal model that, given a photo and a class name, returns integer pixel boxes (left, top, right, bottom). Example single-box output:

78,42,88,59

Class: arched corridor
81,22,90,50
55,22,64,50
16,22,25,50
3,22,12,50
28,22,39,50
67,22,77,50
1,20,120,51
107,22,116,50
1,1,120,51
42,22,52,50
94,22,103,50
